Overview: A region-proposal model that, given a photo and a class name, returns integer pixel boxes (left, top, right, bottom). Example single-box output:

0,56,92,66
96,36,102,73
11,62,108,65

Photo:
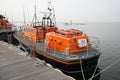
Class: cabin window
27,28,29,32
25,28,27,31
26,28,28,32
31,29,33,32
24,28,25,31
29,29,31,32
26,28,27,32
28,28,30,32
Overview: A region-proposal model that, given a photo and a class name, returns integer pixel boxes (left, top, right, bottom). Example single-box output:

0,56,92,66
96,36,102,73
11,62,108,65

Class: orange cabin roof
56,29,83,37
45,29,90,54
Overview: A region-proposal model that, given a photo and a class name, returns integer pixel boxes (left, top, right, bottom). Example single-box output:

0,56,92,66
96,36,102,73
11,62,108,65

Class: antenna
23,5,26,25
4,9,8,19
12,16,14,24
35,5,37,26
27,7,31,24
5,9,7,17
31,4,39,27
0,10,2,14
48,0,52,12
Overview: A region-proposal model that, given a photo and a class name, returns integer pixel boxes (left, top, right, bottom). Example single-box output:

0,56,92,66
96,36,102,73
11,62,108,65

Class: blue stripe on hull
36,52,99,73
21,43,100,73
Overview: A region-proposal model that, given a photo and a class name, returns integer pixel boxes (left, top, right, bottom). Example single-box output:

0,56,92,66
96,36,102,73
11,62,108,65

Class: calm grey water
58,22,120,80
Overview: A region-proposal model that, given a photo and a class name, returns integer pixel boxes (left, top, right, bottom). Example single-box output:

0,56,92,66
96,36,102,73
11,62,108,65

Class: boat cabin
45,29,90,55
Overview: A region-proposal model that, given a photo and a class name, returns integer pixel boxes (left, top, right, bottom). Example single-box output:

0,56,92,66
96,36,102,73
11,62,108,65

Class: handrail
88,36,100,50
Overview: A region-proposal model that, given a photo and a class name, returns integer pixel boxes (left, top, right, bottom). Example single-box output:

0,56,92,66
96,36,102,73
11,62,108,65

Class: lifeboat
14,0,101,73
0,15,12,31
0,15,15,43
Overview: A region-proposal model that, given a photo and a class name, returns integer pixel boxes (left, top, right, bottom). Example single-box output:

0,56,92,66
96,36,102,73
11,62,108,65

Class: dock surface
0,41,74,80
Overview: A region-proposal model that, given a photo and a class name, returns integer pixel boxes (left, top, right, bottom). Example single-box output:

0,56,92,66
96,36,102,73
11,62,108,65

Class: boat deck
14,32,100,62
0,30,15,34
0,41,74,80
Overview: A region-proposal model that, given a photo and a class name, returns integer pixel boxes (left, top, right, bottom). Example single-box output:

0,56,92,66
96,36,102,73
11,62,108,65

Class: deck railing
15,32,101,58
88,36,100,50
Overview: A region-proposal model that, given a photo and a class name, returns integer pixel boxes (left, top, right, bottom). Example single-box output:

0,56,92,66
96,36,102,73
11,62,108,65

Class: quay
0,41,74,80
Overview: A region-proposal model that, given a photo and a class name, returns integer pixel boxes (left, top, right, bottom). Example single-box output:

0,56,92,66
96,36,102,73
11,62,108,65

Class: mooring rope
88,57,120,80
80,58,86,80
90,59,100,80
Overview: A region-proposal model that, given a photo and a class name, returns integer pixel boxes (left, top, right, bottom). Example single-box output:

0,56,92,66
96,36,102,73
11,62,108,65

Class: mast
35,5,36,26
32,4,39,27
23,5,26,25
48,0,56,26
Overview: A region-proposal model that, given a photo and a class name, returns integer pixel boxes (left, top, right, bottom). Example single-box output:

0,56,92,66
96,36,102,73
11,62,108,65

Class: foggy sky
0,0,120,23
